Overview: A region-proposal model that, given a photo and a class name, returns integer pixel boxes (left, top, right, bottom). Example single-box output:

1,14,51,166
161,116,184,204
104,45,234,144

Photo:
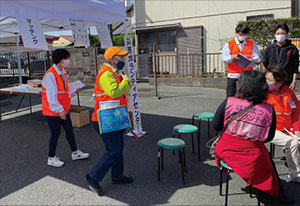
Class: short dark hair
235,70,268,104
265,65,288,83
235,23,249,34
52,49,70,64
274,23,289,34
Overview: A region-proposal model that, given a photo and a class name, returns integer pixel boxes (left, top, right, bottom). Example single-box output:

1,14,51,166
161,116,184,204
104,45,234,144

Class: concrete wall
135,0,291,53
67,48,105,85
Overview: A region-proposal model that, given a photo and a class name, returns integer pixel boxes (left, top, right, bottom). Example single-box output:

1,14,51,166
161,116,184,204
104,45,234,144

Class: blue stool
158,138,187,184
173,124,200,161
219,160,260,206
192,112,215,140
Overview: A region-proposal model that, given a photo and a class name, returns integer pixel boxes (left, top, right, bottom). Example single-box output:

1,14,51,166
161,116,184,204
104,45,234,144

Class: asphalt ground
0,83,299,205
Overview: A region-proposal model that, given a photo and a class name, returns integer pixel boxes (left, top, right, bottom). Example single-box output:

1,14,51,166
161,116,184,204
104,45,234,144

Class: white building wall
135,0,291,53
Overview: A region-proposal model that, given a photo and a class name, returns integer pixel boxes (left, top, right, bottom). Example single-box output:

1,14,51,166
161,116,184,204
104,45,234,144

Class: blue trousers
89,121,124,182
45,113,77,157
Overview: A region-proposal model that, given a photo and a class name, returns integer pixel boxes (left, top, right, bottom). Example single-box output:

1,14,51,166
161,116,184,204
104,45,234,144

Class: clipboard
97,105,131,134
234,54,251,69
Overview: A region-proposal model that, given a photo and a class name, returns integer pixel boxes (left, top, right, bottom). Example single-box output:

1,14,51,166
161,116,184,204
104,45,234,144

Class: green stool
173,124,200,161
219,160,260,206
158,138,187,184
192,112,215,140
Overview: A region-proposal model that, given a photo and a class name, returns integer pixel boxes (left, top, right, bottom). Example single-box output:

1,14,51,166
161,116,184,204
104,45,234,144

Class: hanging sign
70,20,90,47
16,18,48,50
95,22,113,48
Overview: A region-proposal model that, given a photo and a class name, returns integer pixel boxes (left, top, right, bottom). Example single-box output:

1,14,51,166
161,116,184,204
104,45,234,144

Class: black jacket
263,39,299,77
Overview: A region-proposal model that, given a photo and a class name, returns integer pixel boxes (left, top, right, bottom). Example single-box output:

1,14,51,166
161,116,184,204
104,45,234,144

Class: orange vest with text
227,39,254,74
91,64,129,122
265,85,300,131
41,66,71,116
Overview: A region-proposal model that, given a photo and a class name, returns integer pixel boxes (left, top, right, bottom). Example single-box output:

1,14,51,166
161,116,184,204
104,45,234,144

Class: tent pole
16,35,22,84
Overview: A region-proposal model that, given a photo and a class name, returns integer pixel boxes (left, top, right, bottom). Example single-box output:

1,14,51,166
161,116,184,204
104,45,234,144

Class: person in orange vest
42,49,89,168
86,47,132,196
265,65,300,184
222,23,261,97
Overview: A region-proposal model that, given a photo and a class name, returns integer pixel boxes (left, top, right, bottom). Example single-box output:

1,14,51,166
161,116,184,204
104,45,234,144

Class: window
246,14,274,21
158,31,176,52
138,30,177,53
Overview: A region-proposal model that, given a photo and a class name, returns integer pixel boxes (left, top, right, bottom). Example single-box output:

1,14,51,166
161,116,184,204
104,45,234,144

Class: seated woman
212,70,292,204
265,65,300,184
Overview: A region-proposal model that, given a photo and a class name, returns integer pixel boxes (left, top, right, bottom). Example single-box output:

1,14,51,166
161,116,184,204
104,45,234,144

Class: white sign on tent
95,22,113,49
16,18,49,50
70,20,90,47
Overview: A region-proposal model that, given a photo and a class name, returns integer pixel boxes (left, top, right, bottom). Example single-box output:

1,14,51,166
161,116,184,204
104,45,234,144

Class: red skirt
215,132,279,196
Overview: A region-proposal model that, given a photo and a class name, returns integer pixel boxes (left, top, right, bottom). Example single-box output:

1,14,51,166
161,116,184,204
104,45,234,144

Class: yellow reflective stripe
284,112,292,115
276,112,282,115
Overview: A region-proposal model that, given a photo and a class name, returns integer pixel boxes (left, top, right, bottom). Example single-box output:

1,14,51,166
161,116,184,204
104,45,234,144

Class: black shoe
85,174,104,196
112,176,134,184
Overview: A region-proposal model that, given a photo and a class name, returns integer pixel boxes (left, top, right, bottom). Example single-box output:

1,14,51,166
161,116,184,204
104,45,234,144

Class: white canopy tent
0,0,126,83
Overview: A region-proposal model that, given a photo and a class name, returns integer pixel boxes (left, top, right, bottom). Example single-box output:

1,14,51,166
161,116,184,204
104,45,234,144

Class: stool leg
191,133,195,154
197,131,200,161
179,149,185,184
208,119,210,139
0,107,2,122
158,148,161,181
183,147,187,173
172,132,175,155
199,119,201,140
161,148,164,171
225,170,230,206
219,168,223,196
192,115,195,125
178,133,181,162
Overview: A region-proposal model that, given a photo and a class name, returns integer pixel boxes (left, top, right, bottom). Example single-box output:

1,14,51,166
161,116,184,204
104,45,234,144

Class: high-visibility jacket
266,84,300,132
227,39,254,74
91,64,129,122
41,66,70,116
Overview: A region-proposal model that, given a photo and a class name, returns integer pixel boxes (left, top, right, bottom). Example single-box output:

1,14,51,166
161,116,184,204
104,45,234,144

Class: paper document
284,127,300,143
234,54,251,69
69,80,85,95
99,100,120,109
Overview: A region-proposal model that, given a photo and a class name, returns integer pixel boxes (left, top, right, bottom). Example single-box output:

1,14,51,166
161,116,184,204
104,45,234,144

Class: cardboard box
70,107,90,127
27,79,42,88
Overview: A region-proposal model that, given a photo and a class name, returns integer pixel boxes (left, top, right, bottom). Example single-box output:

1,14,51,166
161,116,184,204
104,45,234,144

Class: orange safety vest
227,39,254,74
265,85,299,131
41,66,71,116
91,64,129,122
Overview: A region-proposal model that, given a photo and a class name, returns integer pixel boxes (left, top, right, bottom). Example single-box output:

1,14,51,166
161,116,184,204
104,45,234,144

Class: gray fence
0,50,51,78
139,52,264,78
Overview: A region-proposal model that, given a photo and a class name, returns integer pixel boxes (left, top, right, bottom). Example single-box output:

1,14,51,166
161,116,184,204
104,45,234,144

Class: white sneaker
72,149,89,160
47,156,64,167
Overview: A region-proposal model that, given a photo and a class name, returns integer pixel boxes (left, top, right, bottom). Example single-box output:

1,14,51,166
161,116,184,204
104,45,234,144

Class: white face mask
237,35,247,42
275,35,286,43
61,59,70,68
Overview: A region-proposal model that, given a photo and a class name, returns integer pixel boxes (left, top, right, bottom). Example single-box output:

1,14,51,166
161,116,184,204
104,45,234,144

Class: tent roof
0,0,126,38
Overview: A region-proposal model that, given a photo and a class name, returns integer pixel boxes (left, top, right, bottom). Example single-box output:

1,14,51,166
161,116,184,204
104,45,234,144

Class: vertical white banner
124,36,143,133
70,20,90,47
95,22,113,49
16,18,48,50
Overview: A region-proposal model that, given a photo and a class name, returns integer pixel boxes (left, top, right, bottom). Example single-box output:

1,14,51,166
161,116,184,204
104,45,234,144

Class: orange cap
104,46,129,61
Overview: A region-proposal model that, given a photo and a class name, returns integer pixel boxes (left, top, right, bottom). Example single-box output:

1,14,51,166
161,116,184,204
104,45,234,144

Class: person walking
86,46,132,196
42,49,89,167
